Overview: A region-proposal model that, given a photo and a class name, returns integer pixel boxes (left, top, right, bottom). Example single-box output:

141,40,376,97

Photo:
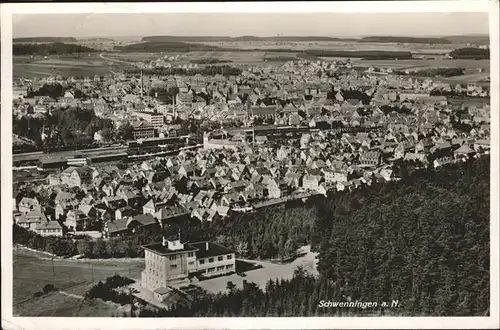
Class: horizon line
13,33,490,39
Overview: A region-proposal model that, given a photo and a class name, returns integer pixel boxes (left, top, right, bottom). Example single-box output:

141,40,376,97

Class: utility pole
51,256,55,278
129,287,134,317
91,263,94,282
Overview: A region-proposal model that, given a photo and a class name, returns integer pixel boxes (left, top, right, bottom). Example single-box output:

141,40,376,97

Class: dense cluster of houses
13,59,490,142
12,58,490,239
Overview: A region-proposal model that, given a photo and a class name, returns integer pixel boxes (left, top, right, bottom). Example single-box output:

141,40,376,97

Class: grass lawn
13,248,144,307
13,292,120,317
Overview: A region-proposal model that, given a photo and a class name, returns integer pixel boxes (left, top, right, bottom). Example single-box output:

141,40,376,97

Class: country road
99,53,132,65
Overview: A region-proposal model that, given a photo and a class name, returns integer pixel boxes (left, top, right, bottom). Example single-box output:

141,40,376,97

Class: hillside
13,42,99,56
231,36,358,42
360,36,452,44
116,40,413,59
142,36,231,42
142,35,466,43
13,37,77,43
142,35,358,42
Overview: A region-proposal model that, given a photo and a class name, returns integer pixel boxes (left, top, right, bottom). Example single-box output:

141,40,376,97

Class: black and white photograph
1,1,499,329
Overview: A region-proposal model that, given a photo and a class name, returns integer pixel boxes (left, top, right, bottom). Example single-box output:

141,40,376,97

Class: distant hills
14,37,77,43
15,34,489,46
114,40,412,60
142,35,358,42
358,36,451,44
141,35,489,45
443,35,490,45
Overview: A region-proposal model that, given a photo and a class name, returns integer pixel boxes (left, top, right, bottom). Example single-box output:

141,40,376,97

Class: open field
101,52,159,62
108,50,287,67
196,245,318,294
13,291,120,317
353,58,490,70
13,247,143,309
195,41,455,53
13,54,113,79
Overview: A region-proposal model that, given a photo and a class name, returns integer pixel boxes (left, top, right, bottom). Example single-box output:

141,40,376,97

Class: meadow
13,292,120,317
353,58,490,70
12,247,143,316
13,54,113,78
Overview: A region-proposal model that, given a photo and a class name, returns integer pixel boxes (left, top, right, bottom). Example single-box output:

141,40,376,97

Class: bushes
32,284,59,298
43,284,58,294
86,275,135,305
13,224,77,257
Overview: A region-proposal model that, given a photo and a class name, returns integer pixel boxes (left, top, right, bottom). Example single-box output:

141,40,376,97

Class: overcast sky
13,12,489,38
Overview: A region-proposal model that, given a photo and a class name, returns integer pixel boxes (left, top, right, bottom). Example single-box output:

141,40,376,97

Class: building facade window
218,256,223,261
209,258,214,263
170,264,177,269
226,264,233,269
199,259,205,265
227,254,233,260
188,252,194,257
169,255,176,261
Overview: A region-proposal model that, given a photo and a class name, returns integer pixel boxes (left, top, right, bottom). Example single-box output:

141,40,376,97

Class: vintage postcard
1,1,499,329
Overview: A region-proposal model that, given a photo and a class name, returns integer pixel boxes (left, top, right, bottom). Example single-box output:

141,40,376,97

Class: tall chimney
162,236,167,247
140,71,144,98
205,242,209,251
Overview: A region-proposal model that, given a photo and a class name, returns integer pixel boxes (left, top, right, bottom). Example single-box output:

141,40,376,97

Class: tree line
394,67,465,78
13,42,98,56
13,224,77,257
449,48,489,60
13,107,114,147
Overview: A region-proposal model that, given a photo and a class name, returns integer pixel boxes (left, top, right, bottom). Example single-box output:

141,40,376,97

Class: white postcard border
1,1,499,329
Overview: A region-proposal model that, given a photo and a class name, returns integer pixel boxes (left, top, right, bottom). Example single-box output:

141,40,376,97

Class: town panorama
11,21,491,317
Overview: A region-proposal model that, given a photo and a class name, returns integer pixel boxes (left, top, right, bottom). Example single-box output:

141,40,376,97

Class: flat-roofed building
141,238,235,300
133,110,164,129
